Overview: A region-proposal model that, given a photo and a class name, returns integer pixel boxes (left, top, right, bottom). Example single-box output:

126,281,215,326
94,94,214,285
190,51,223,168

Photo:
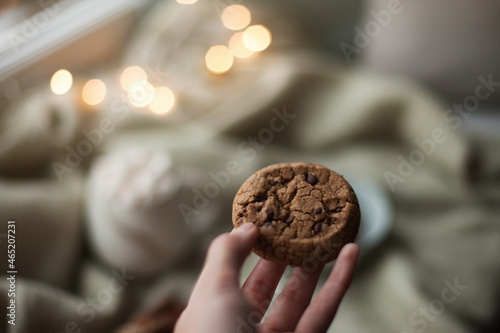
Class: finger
242,258,286,319
262,264,323,332
189,223,258,300
295,243,360,333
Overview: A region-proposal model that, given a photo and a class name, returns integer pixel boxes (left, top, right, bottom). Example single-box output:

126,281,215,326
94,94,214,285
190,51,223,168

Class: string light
228,31,254,59
176,0,198,4
50,69,73,95
205,45,234,74
82,79,106,106
49,2,274,113
242,25,272,52
149,86,175,115
221,5,251,31
128,81,155,107
120,66,147,91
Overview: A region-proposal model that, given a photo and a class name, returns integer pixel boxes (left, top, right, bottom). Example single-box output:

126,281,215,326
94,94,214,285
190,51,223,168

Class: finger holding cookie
175,162,361,333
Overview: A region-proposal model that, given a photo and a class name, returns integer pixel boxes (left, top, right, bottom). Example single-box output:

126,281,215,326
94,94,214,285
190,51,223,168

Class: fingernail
235,223,254,232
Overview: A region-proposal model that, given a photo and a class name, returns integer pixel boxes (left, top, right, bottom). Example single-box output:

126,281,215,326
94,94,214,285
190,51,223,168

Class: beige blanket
1,1,499,332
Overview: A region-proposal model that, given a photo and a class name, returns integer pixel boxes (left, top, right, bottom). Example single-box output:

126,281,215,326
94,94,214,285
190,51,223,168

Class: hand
174,223,360,333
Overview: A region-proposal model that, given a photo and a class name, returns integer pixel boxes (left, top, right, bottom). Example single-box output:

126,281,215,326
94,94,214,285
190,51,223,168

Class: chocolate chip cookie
232,162,360,267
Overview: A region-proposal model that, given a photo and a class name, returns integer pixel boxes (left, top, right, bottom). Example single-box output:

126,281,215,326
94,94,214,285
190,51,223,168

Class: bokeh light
205,45,234,74
50,69,73,95
149,86,175,115
176,0,198,4
82,79,107,106
228,31,254,59
128,81,155,107
242,25,272,52
120,66,147,91
221,5,251,31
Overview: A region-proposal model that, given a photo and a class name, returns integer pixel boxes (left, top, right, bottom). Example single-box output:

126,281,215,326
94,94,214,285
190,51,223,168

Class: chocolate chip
263,221,272,227
269,180,278,186
312,207,322,215
306,174,318,185
286,215,295,223
265,208,274,220
254,193,266,202
313,223,322,233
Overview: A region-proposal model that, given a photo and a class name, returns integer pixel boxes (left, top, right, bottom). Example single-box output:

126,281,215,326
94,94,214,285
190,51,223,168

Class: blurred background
1,0,499,332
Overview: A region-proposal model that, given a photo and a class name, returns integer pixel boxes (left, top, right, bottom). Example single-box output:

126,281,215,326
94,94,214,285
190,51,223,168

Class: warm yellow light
128,81,155,107
242,25,272,52
221,5,251,31
149,86,175,115
176,0,197,4
82,79,107,106
228,32,254,59
120,66,147,91
50,69,73,95
205,45,234,74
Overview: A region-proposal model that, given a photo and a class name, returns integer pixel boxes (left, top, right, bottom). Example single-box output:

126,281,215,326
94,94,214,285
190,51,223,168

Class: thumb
225,223,259,272
195,223,258,294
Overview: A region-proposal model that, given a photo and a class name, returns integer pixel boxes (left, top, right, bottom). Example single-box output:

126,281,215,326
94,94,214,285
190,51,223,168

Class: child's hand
174,223,360,333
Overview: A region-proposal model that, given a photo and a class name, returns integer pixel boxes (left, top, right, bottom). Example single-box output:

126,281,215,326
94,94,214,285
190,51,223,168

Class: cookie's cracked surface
232,162,360,267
